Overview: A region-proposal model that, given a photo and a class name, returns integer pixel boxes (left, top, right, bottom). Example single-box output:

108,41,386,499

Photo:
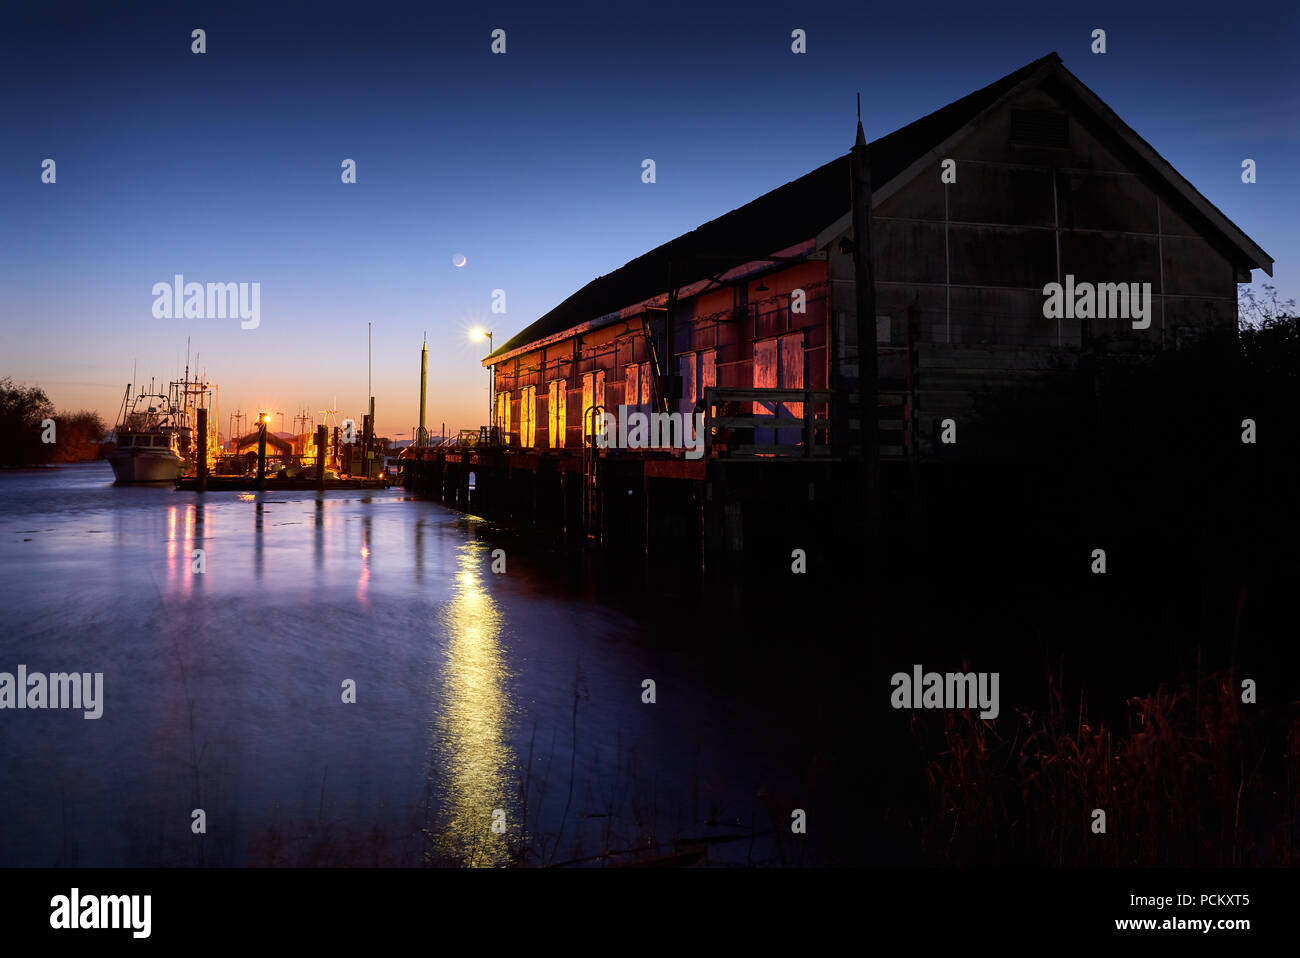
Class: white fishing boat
107,365,219,484
109,429,185,481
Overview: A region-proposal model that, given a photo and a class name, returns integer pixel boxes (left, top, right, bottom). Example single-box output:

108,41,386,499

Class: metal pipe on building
850,101,880,539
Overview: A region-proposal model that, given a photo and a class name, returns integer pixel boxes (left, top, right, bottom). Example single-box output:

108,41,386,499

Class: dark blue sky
2,0,1294,435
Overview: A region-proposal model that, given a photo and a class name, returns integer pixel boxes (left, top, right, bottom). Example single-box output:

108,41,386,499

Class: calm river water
0,462,852,867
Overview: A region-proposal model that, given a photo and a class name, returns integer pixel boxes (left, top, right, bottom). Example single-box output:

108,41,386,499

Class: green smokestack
418,335,428,447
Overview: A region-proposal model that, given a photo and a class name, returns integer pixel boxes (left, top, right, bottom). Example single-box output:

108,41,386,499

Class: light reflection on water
357,517,371,606
0,463,825,867
427,544,516,866
165,503,199,596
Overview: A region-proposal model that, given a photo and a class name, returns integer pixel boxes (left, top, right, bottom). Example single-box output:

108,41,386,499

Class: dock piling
256,415,267,492
196,407,208,493
316,424,328,491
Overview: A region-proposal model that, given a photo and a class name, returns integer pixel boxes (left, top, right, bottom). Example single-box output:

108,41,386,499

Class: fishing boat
108,392,184,482
107,367,219,483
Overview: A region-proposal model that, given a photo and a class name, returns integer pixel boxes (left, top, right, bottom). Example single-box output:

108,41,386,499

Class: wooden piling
316,424,328,491
362,413,373,479
256,420,267,492
196,407,208,493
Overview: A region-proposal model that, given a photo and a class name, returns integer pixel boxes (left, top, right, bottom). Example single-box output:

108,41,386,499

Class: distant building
484,52,1272,461
231,431,294,457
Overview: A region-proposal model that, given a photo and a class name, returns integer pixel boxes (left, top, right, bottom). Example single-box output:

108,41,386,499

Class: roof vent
1010,109,1068,148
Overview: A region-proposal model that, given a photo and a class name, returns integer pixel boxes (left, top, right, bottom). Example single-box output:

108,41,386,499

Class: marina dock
175,475,391,491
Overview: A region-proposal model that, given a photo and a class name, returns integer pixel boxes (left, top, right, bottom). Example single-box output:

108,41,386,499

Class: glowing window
581,370,606,443
496,390,512,440
548,379,566,449
521,385,536,448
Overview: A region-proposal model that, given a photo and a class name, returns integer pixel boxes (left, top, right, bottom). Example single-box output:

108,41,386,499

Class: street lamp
470,328,494,435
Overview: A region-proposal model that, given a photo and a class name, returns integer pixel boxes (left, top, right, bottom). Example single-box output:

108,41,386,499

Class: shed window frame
547,378,567,449
520,384,537,448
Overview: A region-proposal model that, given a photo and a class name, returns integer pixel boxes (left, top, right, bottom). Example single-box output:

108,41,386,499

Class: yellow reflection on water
356,518,371,606
181,503,194,596
429,543,516,867
166,504,197,594
166,504,177,578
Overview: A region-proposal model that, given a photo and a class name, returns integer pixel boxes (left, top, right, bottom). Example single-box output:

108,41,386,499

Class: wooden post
362,413,373,479
196,407,208,493
256,419,267,492
803,389,814,456
316,424,328,490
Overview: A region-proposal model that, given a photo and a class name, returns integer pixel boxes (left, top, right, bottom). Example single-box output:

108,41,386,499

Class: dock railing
703,387,834,460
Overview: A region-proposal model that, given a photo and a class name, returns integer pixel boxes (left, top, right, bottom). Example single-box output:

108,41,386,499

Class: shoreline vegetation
0,377,105,467
904,668,1297,867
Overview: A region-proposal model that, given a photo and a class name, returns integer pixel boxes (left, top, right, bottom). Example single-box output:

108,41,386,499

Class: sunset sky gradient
2,0,1294,437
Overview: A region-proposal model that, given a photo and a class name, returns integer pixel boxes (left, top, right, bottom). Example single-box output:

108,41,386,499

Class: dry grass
906,668,1297,866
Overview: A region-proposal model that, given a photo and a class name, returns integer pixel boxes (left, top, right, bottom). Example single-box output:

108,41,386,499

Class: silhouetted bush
0,377,55,467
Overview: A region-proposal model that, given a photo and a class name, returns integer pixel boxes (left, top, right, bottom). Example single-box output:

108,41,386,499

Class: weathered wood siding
831,81,1242,449
493,79,1246,459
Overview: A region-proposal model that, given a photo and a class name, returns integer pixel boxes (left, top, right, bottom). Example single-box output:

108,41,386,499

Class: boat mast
115,383,131,432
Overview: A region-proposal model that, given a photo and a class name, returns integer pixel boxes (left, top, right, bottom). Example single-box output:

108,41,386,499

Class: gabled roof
487,52,1272,364
233,431,293,453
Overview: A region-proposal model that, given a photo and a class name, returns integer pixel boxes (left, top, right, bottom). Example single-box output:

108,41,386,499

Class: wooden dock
175,476,391,491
